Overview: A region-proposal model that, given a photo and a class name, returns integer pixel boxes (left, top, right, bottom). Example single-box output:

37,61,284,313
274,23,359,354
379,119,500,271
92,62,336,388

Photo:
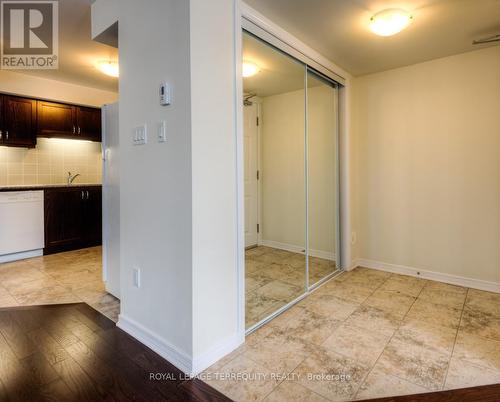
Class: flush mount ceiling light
242,62,260,78
96,61,119,77
369,9,413,37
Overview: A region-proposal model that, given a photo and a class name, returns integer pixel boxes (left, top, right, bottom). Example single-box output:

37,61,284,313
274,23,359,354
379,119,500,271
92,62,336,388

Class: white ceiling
244,0,500,76
18,0,118,92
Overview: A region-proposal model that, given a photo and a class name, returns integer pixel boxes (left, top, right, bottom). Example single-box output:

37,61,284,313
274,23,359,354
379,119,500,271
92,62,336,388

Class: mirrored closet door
243,30,341,332
306,69,339,287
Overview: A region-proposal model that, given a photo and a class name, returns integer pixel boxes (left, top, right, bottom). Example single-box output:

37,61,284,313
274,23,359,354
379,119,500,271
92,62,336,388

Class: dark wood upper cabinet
76,106,101,141
36,100,101,142
37,100,76,138
0,95,37,148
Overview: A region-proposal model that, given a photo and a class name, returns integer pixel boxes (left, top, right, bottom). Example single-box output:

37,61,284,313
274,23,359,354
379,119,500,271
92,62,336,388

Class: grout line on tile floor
440,287,469,389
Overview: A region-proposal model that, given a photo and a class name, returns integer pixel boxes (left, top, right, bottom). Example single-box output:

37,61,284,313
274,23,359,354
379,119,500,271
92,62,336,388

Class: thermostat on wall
160,82,171,106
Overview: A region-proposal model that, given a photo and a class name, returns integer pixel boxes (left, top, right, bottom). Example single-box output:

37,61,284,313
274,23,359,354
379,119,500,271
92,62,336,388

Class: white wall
353,46,500,286
190,0,239,360
260,85,337,257
0,70,117,107
92,0,240,374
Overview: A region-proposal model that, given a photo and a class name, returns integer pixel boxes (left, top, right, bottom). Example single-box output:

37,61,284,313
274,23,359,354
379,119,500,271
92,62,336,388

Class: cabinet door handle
81,191,84,200
5,131,8,140
78,126,81,135
86,191,89,200
0,130,2,140
73,125,76,134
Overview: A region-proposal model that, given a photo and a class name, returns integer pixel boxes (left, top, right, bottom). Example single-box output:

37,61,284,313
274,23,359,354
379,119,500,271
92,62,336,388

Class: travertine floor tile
0,247,119,322
395,318,457,356
319,280,374,304
379,274,427,297
406,299,462,329
322,323,391,367
270,306,341,345
377,337,450,390
203,354,277,402
355,366,428,400
459,306,500,341
264,381,328,402
444,357,500,390
363,289,416,319
418,283,467,309
299,292,359,321
465,289,500,317
294,347,370,401
453,332,500,371
344,305,402,338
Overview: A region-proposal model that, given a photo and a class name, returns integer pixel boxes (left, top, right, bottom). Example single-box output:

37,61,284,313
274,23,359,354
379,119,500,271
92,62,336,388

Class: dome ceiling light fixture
242,62,260,78
96,60,119,77
369,8,413,37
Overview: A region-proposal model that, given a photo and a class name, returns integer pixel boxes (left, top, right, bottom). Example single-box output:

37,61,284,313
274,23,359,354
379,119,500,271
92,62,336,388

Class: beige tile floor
246,246,337,328
206,267,500,401
0,247,120,322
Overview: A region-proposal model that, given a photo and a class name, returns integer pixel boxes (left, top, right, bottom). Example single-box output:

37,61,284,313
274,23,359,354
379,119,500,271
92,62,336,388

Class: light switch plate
133,125,147,145
158,121,166,142
133,268,141,288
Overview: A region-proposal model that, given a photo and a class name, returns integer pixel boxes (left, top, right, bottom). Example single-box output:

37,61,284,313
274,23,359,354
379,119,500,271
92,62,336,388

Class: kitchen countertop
0,184,102,192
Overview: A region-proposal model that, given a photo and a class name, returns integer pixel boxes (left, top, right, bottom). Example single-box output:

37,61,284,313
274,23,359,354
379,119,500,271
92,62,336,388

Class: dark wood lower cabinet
44,186,102,255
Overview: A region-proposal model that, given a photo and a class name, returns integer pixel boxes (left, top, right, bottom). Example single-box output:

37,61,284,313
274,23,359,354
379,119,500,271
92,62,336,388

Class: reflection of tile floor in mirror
0,247,120,322
246,246,337,328
206,267,500,401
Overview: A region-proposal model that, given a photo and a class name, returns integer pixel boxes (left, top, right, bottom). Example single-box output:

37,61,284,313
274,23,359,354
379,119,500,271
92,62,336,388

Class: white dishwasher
0,191,45,263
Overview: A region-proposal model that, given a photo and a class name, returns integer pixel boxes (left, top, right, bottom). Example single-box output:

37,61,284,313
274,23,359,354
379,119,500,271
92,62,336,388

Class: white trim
260,239,335,261
192,332,244,376
357,259,500,294
117,314,244,376
240,2,349,84
117,314,193,375
0,249,43,263
234,0,246,342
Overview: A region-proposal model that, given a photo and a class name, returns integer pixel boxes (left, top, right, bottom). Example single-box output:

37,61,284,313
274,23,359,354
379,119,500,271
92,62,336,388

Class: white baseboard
117,314,193,374
0,249,43,263
192,332,244,375
357,259,500,294
117,314,244,376
260,239,335,261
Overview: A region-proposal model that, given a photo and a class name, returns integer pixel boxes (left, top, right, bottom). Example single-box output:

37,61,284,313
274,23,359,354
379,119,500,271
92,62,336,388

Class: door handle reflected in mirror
78,127,81,135
86,191,89,200
0,130,2,140
5,131,8,140
73,125,76,134
81,191,84,200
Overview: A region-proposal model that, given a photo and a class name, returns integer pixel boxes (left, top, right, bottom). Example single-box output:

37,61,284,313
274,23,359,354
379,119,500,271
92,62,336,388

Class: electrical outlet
133,268,141,288
351,231,357,245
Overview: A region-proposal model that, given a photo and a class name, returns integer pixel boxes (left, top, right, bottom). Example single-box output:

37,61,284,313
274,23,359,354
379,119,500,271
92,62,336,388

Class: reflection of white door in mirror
244,101,259,247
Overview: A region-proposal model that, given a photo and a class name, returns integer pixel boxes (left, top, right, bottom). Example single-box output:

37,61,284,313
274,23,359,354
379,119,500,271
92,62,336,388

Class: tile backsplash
0,138,102,186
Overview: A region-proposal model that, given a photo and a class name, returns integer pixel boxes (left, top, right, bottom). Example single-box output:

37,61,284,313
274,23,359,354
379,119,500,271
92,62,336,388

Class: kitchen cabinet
37,100,101,141
0,95,37,148
77,106,102,141
36,100,75,138
44,186,102,255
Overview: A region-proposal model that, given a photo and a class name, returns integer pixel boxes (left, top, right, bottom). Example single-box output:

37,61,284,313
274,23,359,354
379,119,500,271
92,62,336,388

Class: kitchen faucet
67,172,81,185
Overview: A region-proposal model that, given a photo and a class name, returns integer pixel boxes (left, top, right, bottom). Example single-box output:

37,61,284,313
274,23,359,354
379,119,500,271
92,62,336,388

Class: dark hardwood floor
0,303,231,402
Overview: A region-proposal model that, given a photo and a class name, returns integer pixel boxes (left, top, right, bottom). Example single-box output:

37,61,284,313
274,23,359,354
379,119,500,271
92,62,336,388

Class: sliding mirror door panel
307,70,339,287
243,31,307,329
